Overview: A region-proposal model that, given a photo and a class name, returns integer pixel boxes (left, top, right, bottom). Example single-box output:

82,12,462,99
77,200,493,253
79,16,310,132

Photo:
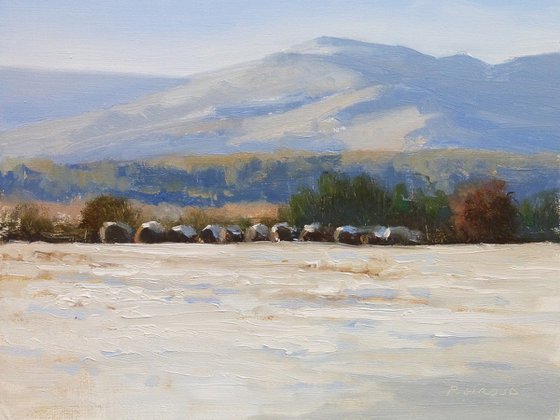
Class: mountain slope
0,38,558,162
0,67,185,130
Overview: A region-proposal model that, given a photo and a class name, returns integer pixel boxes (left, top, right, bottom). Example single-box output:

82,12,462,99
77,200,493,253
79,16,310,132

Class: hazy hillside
0,37,558,162
0,67,185,130
0,150,557,206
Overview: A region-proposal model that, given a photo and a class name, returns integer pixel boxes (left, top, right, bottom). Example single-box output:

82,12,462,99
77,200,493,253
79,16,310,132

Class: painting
1,1,559,418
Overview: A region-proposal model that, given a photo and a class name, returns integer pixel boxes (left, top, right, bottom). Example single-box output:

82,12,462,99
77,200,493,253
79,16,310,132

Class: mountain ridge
1,37,558,162
0,67,186,130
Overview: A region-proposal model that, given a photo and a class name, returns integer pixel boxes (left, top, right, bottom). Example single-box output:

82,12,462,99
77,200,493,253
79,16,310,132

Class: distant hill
0,150,557,206
0,67,185,130
0,37,558,162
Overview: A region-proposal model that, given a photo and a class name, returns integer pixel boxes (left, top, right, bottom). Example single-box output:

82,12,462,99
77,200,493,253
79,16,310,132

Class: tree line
1,172,558,244
283,172,558,243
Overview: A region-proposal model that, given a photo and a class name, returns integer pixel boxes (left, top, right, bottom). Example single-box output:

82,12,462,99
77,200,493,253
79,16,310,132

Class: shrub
1,203,54,241
411,190,453,243
450,179,518,243
80,195,141,242
0,206,20,242
518,190,560,241
286,172,390,227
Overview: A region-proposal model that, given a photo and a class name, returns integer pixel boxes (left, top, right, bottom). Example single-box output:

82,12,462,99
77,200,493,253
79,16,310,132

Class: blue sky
1,0,559,76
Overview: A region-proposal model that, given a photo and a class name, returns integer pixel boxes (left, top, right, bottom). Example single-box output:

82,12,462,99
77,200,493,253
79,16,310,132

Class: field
1,242,559,419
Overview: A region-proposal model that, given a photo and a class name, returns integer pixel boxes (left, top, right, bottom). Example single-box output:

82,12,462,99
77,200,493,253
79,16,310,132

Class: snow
0,241,559,418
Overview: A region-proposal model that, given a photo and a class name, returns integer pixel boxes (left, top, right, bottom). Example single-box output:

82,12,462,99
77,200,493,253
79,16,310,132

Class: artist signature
446,385,520,397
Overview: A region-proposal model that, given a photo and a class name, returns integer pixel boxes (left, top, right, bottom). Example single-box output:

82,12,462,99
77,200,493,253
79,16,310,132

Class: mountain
0,67,185,130
0,37,558,162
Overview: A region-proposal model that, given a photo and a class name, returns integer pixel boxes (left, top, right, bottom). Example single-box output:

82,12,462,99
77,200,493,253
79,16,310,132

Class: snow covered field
1,242,559,419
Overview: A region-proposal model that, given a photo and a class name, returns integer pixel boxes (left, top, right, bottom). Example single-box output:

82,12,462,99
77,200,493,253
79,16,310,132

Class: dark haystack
99,222,134,243
245,223,269,242
200,225,226,243
385,226,424,245
299,223,334,242
135,221,166,244
225,225,244,242
334,225,363,245
168,225,198,243
270,222,296,242
359,225,390,245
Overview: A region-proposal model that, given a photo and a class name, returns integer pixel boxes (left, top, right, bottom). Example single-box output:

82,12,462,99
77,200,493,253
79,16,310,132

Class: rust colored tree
450,179,518,243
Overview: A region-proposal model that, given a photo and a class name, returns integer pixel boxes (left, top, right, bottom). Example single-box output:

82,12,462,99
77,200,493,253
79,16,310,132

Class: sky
1,0,559,76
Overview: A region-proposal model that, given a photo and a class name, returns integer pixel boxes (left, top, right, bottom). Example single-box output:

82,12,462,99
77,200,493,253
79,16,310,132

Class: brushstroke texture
0,38,558,162
0,242,559,418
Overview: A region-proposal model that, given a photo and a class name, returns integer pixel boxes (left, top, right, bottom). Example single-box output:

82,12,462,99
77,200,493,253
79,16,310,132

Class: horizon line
2,36,559,78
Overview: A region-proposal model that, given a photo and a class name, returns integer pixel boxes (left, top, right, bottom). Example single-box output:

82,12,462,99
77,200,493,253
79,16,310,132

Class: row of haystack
298,223,422,245
99,221,292,244
99,221,423,245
